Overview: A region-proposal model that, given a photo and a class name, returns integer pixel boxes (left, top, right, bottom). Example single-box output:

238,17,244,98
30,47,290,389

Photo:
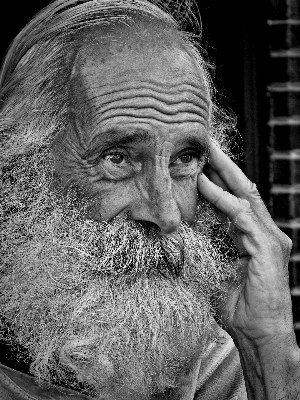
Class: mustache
75,216,191,278
51,208,233,285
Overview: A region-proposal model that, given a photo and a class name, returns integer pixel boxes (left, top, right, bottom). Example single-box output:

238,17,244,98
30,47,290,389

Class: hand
198,141,294,348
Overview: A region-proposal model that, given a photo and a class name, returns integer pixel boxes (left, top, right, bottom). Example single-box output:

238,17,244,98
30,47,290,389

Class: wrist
232,329,300,400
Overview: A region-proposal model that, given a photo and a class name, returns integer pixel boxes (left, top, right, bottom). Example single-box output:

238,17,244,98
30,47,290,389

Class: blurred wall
267,0,300,343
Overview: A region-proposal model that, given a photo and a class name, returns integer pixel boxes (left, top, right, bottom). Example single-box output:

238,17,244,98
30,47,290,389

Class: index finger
208,141,273,223
209,141,257,200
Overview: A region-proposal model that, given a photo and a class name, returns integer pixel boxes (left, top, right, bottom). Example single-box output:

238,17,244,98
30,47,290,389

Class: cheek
83,182,134,221
173,176,198,223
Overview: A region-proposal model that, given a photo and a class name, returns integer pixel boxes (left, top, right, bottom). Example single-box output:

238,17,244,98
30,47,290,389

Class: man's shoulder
195,329,247,400
0,363,90,400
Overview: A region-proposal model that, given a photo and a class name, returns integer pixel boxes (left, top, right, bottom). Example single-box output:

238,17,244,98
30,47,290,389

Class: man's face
53,28,210,229
0,25,237,400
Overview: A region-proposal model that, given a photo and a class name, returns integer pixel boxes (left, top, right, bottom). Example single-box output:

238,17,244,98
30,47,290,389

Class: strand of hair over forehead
0,0,201,89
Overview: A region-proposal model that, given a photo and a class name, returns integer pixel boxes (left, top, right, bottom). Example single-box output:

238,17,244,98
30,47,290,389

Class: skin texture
53,23,210,232
52,22,300,400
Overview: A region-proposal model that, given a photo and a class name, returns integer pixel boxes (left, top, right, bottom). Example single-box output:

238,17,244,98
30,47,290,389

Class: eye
169,150,201,178
178,153,196,164
103,152,126,165
96,149,137,181
172,151,199,166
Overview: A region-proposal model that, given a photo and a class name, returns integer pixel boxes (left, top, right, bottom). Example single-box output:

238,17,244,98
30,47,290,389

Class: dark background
199,0,270,203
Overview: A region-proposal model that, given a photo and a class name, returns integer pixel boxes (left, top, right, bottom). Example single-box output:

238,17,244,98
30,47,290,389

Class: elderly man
0,0,298,399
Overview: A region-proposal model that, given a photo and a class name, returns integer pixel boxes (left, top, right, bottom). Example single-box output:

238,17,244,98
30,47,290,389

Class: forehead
74,18,203,70
79,33,200,77
69,22,210,146
71,19,209,94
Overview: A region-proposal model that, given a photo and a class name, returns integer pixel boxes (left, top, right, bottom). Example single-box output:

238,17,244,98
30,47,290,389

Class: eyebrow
83,128,209,159
176,136,209,154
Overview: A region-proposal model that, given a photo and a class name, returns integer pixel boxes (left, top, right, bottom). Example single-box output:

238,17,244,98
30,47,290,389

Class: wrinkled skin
53,25,210,231
52,22,299,400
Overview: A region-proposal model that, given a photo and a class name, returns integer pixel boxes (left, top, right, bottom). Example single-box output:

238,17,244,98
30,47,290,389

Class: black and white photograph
0,1,299,399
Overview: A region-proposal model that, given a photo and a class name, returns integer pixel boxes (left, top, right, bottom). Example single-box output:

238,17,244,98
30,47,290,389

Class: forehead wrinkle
84,80,210,110
80,81,209,132
70,78,209,148
95,112,208,129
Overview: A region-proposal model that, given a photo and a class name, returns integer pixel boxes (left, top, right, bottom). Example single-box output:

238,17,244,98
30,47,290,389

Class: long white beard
0,179,238,399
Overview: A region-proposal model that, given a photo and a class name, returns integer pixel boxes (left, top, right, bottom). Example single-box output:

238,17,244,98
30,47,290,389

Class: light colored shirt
0,330,247,400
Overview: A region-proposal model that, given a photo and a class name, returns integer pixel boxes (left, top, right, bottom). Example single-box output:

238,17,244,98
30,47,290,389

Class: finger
198,173,256,234
204,164,229,192
209,141,258,199
208,142,272,222
201,165,234,231
198,173,253,257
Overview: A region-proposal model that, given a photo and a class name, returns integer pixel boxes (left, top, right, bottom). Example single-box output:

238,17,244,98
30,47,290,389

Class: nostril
137,220,159,231
137,220,179,236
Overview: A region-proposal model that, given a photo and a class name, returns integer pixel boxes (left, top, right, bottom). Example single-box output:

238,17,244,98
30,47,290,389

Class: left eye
103,153,126,165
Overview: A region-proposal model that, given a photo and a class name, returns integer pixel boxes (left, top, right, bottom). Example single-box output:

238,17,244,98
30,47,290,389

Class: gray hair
0,0,235,169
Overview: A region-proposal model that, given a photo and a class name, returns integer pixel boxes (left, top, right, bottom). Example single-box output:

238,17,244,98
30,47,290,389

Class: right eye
93,149,136,181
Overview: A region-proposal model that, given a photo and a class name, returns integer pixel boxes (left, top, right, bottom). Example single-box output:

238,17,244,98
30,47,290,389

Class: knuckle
248,180,258,193
247,181,261,201
233,198,253,224
238,198,252,212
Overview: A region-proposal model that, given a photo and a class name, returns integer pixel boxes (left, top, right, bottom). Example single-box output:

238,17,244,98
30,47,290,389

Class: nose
130,166,181,235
